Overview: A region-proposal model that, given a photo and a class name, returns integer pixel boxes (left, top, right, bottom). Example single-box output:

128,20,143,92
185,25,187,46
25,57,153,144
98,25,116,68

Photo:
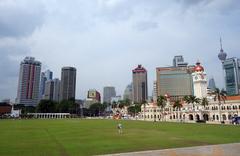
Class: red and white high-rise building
132,65,148,103
16,57,41,106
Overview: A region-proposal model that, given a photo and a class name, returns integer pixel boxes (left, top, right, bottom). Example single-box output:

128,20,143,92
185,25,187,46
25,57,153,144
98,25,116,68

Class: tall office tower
53,78,61,102
39,72,47,99
103,86,116,103
123,83,133,102
156,66,193,101
208,77,216,90
153,81,158,102
45,70,53,81
173,55,188,67
60,67,77,100
39,70,53,99
218,38,240,95
44,80,54,100
223,58,240,95
192,61,207,98
132,65,148,103
16,57,41,106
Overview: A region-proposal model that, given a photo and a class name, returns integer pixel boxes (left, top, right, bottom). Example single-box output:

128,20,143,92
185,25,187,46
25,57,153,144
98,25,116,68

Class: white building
192,61,207,98
140,61,239,124
140,96,240,124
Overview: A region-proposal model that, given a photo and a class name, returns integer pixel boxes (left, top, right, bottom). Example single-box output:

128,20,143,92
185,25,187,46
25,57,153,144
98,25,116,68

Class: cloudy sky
0,0,240,101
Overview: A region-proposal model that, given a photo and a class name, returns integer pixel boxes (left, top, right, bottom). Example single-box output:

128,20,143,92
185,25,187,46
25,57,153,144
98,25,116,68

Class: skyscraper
16,57,41,106
60,67,76,100
132,65,148,103
223,58,240,95
39,70,53,99
103,86,116,103
44,80,54,100
208,77,216,90
218,38,240,95
173,55,188,67
53,78,61,102
153,81,157,102
45,70,53,81
39,72,47,99
156,66,193,100
123,83,133,102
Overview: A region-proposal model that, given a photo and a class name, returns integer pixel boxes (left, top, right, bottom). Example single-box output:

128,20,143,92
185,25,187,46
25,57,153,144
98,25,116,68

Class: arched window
228,114,232,120
189,114,194,120
222,114,226,120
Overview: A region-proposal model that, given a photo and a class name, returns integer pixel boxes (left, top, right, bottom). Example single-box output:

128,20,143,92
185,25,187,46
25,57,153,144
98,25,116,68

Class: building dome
194,61,204,72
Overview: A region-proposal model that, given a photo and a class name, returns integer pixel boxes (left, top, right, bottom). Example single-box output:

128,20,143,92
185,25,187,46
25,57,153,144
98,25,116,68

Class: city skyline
0,0,240,101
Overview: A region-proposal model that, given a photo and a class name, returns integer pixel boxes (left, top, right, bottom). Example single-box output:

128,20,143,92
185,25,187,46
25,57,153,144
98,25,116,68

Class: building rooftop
132,65,147,73
226,95,240,101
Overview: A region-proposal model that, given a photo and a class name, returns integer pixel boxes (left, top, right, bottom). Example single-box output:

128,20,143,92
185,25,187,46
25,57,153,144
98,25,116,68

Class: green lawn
0,119,240,156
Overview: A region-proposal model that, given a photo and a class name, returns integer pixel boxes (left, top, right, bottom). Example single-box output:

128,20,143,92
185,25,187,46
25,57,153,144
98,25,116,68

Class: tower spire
220,37,223,51
218,37,227,63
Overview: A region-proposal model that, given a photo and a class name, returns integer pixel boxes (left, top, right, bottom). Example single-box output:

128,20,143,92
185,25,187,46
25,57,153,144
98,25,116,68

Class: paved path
102,143,240,156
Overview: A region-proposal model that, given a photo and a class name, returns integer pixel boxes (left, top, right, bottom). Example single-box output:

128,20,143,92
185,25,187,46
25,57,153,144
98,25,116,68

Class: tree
118,101,125,109
37,100,57,113
57,100,69,113
213,88,227,123
124,98,131,106
183,95,200,121
127,104,141,117
112,101,117,109
173,100,182,110
201,97,209,109
157,95,167,121
173,100,182,121
89,103,106,116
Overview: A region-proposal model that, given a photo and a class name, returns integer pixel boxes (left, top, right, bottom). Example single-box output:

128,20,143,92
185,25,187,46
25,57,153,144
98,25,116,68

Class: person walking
117,123,123,134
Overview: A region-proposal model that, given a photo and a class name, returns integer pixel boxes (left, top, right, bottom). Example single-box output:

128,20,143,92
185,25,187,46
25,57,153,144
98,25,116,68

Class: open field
0,119,240,156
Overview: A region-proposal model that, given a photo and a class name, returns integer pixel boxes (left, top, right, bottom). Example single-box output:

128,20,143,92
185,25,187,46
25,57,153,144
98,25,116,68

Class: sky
0,0,240,101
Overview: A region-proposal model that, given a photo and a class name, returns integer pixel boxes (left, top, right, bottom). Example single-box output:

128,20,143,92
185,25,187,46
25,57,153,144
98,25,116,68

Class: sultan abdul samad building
141,61,240,124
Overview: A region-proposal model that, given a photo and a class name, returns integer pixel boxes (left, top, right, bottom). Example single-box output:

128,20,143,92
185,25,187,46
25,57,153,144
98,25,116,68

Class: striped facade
16,57,41,106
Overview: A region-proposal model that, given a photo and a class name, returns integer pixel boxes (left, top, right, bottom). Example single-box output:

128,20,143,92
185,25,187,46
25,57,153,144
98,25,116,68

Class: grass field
0,119,240,156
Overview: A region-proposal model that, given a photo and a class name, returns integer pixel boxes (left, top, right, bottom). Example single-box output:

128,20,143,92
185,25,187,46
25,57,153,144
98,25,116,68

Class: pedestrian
117,123,123,134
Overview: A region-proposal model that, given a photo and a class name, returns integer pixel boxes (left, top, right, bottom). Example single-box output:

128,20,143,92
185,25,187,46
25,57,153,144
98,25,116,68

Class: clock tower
192,61,207,98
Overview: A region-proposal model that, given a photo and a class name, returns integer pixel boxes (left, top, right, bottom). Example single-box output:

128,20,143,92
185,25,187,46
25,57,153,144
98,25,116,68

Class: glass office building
156,67,194,100
223,58,240,95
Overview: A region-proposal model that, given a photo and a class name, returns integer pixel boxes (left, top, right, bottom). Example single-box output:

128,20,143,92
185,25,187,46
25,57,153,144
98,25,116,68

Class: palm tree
112,101,117,109
213,88,226,123
124,98,131,107
173,100,182,121
183,95,200,121
157,95,167,121
200,97,209,121
201,97,209,109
